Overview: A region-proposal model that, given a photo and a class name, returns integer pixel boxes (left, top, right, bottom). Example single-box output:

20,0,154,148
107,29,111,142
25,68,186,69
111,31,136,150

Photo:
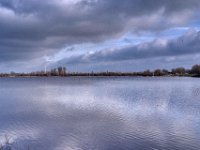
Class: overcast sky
0,0,200,72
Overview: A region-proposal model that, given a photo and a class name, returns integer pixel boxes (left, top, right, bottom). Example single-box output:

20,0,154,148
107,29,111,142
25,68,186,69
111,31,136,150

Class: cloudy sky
0,0,200,72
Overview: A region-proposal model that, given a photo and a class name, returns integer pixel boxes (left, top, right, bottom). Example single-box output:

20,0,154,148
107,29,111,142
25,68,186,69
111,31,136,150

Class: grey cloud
58,29,200,65
0,0,200,67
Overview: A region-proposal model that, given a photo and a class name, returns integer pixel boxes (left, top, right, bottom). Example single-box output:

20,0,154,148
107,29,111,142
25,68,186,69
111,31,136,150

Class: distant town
0,64,200,78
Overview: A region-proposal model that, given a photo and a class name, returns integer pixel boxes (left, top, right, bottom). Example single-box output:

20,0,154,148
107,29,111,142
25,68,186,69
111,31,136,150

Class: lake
0,77,200,150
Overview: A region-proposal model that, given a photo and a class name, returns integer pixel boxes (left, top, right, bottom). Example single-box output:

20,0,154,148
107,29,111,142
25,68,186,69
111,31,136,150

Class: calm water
0,77,200,150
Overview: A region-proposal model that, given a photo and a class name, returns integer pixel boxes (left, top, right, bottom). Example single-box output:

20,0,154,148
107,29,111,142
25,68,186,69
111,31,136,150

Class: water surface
0,77,200,150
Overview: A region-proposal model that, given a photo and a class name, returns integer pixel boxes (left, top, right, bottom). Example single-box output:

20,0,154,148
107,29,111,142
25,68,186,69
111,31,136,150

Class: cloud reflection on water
0,77,200,150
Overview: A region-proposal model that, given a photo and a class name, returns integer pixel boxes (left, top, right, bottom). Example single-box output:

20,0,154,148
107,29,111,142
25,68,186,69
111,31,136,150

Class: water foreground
0,77,200,150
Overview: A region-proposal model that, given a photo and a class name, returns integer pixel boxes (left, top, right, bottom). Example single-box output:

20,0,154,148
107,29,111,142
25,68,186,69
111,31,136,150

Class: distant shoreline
0,74,199,78
1,64,200,78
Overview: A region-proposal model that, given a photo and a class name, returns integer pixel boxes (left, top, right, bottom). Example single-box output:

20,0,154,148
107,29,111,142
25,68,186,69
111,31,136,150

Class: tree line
0,64,200,77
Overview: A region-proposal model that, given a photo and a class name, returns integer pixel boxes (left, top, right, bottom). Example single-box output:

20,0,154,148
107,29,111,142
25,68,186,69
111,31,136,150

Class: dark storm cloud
0,0,200,64
58,29,200,64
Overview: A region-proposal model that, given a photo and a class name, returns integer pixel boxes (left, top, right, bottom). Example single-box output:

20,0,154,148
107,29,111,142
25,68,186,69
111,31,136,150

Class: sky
0,0,200,73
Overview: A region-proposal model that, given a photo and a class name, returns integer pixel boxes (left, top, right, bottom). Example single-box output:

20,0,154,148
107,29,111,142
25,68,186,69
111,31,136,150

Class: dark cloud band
58,30,200,64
